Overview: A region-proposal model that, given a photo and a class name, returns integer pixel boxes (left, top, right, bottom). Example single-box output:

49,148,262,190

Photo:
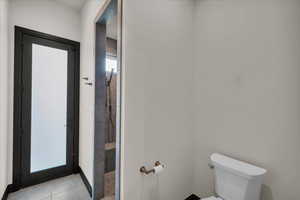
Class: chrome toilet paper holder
140,161,163,175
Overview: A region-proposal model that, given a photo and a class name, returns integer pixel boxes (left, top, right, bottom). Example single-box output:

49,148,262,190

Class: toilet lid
202,197,223,200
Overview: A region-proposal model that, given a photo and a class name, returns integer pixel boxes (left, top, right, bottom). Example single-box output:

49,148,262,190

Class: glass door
16,30,79,187
30,43,68,173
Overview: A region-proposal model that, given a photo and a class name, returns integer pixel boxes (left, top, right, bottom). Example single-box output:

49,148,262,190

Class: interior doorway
93,0,122,199
13,27,80,190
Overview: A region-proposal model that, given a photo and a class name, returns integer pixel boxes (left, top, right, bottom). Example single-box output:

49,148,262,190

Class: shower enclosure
94,0,120,199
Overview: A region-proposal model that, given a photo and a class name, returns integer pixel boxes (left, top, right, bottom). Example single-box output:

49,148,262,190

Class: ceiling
54,0,87,11
53,0,117,39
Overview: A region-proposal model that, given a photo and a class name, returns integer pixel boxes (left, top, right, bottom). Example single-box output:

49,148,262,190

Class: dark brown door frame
12,26,80,191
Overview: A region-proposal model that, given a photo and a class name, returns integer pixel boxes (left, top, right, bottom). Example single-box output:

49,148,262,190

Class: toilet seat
202,197,223,200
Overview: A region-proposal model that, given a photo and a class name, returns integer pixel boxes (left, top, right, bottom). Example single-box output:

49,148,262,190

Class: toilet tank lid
211,153,267,178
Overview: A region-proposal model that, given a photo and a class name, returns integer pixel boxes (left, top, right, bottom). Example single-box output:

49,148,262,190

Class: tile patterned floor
8,174,116,200
8,175,91,200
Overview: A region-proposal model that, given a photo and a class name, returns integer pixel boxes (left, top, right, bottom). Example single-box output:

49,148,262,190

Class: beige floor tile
7,175,91,200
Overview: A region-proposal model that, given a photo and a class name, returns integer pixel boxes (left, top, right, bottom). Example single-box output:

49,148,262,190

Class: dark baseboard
1,187,8,200
79,167,92,197
1,184,15,200
185,194,201,200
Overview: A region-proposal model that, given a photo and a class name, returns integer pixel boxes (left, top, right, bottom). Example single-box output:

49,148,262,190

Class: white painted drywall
80,0,196,199
6,1,297,200
0,0,9,196
7,0,81,184
55,0,87,11
80,0,107,187
193,0,300,199
121,0,195,199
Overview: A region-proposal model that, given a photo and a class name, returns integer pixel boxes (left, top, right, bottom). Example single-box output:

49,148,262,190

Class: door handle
85,82,93,86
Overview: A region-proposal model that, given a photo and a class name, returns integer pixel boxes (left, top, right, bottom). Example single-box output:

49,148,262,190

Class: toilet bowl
203,153,267,200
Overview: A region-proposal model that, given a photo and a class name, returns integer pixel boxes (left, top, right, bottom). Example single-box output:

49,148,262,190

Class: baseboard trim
79,167,92,197
1,187,8,200
1,184,15,200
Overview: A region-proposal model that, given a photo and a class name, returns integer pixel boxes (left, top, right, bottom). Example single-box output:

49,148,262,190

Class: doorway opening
93,0,122,199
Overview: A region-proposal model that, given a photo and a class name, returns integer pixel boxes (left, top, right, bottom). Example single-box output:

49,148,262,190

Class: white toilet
202,153,267,200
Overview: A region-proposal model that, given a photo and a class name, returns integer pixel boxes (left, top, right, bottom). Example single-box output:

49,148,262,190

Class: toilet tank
210,153,266,200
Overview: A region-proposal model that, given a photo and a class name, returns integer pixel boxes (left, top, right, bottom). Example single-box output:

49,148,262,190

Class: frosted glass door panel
30,44,68,173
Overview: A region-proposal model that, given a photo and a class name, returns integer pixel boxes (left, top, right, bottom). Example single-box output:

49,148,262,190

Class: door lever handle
85,82,93,86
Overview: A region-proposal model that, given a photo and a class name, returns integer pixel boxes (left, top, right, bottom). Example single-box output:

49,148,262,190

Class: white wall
80,0,107,187
0,0,9,196
7,0,81,184
80,0,196,199
121,0,195,199
193,0,300,199
7,1,297,200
